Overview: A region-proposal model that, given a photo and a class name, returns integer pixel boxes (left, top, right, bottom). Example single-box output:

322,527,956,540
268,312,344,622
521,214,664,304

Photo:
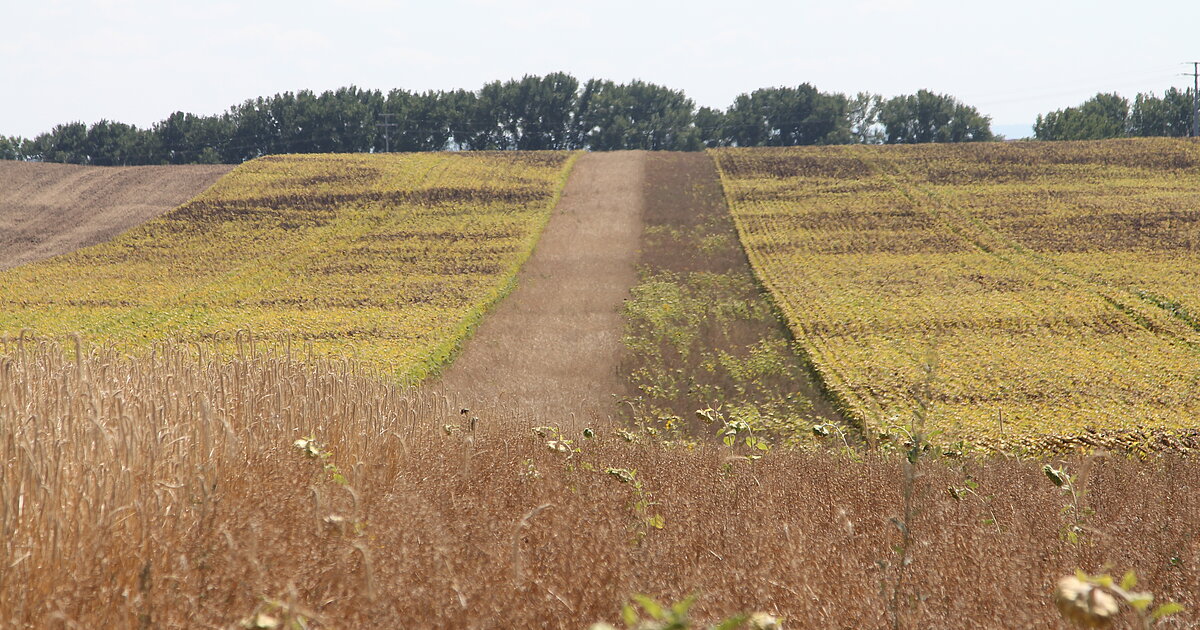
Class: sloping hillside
0,161,232,269
0,153,577,381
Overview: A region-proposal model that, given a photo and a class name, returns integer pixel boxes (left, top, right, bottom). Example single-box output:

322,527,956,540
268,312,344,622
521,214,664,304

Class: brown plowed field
433,151,645,429
0,161,232,269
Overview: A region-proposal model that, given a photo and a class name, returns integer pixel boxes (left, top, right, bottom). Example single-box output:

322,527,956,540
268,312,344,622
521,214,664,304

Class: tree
575,79,700,151
228,97,277,162
16,77,1006,162
460,81,508,150
848,92,884,144
310,86,378,153
153,111,232,164
880,90,994,143
507,73,579,150
458,74,581,150
438,89,479,151
266,90,317,153
1034,93,1128,140
30,122,90,164
694,106,726,148
379,89,460,152
1129,88,1193,137
0,136,30,160
84,120,144,165
723,84,852,147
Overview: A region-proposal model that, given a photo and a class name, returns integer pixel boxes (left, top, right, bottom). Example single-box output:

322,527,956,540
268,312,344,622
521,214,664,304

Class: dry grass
2,338,1197,628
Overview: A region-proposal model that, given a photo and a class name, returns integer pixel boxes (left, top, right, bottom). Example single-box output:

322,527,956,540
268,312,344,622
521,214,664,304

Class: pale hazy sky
2,0,1197,139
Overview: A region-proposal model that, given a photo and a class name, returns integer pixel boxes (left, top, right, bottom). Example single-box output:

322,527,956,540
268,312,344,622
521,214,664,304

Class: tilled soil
433,151,645,430
0,161,232,270
622,152,843,435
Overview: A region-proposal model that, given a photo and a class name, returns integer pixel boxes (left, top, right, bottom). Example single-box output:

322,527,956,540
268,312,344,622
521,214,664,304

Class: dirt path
0,161,232,270
433,151,645,430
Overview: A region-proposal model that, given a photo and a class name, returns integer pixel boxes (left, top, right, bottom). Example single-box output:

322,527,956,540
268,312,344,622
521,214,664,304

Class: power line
964,68,1181,105
970,74,1181,109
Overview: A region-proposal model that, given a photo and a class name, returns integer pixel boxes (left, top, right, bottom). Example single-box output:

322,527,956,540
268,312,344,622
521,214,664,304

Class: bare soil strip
0,161,232,270
433,151,645,429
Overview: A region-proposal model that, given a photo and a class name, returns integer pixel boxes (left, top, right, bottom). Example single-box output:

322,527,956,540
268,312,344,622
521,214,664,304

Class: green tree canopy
459,74,580,150
723,84,852,147
155,111,232,163
8,75,1003,164
1034,93,1129,140
879,89,994,143
1128,88,1194,137
30,122,90,164
575,79,701,151
0,136,31,160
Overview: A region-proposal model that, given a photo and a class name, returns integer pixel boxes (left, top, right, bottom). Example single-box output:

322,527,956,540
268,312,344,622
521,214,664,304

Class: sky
2,0,1198,140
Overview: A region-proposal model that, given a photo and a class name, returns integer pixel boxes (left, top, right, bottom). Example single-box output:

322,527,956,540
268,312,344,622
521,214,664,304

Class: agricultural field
2,144,1199,628
618,152,839,443
713,139,1200,448
0,160,231,270
0,151,577,381
5,338,1197,628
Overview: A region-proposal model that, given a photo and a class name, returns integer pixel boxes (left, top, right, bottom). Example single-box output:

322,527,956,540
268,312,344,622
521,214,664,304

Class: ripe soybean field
714,139,1200,448
0,151,577,381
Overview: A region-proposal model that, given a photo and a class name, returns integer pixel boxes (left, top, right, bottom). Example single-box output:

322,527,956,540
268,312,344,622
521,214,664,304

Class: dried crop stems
0,336,444,626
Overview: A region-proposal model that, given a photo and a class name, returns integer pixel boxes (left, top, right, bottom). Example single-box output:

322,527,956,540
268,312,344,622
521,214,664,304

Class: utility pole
1193,62,1199,138
376,112,397,153
1186,63,1200,137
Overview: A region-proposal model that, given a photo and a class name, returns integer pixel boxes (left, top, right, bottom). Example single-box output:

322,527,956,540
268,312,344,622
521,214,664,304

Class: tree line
1,74,998,165
1034,88,1197,140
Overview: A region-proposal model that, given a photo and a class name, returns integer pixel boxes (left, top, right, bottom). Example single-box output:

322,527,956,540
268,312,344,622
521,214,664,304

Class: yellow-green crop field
713,139,1200,447
0,151,577,380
